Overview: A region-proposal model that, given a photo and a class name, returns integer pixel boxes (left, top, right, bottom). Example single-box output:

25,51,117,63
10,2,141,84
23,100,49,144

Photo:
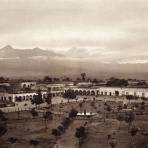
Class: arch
91,90,95,96
30,95,33,99
4,97,6,101
8,96,12,101
26,95,29,100
23,96,26,100
19,96,22,101
142,92,145,97
97,90,100,95
115,91,119,96
53,93,56,97
33,95,36,99
43,94,46,98
15,96,22,102
75,90,79,95
23,84,26,88
101,91,103,95
83,90,87,96
86,90,90,96
105,92,107,96
79,90,83,95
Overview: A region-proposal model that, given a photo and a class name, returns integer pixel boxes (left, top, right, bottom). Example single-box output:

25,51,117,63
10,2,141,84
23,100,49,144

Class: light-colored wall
64,87,148,98
21,82,36,88
0,91,47,102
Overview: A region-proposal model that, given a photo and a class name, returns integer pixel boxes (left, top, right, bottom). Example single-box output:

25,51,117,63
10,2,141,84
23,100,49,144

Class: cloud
119,59,148,64
0,0,148,64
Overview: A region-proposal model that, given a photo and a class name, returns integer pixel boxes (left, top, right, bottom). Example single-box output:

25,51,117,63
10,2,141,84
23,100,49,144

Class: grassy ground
0,97,148,148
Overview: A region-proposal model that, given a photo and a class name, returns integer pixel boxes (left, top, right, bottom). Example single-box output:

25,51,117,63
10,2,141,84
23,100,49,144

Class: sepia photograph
0,0,148,148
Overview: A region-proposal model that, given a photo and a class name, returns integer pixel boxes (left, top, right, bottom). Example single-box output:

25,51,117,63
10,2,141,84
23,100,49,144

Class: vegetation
107,77,128,87
63,89,77,99
30,108,38,118
75,126,86,147
43,111,53,129
69,108,78,118
81,73,86,81
31,89,43,107
0,110,7,136
45,91,52,106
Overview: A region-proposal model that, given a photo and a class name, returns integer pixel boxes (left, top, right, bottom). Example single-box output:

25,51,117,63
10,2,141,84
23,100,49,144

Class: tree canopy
63,89,76,99
107,77,128,87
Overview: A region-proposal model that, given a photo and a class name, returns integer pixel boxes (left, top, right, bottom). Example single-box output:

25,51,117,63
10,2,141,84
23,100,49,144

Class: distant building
0,91,47,102
32,83,65,97
21,82,36,89
47,84,65,97
76,82,93,88
65,86,148,98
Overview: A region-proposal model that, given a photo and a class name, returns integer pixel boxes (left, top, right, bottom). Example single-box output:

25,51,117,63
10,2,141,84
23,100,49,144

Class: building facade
0,91,47,102
64,87,148,98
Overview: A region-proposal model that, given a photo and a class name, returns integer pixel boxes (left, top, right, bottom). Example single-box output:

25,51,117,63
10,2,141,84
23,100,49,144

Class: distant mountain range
0,45,63,60
0,45,148,80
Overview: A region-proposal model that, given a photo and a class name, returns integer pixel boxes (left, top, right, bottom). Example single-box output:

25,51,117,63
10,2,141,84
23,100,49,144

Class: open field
1,96,148,148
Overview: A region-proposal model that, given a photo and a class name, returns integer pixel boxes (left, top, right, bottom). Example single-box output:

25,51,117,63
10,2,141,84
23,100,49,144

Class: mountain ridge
0,45,148,79
0,45,63,59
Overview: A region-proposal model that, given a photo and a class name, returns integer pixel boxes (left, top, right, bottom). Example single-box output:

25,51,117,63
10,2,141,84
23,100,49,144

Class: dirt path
56,120,84,148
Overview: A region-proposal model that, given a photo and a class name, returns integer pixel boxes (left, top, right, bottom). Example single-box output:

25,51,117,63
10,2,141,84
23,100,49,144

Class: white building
0,91,47,102
21,82,36,89
64,86,148,98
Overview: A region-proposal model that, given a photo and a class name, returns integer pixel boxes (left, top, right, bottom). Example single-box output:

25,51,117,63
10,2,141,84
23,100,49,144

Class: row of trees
43,73,104,83
107,77,128,87
31,89,52,107
63,89,77,100
0,110,7,137
75,125,86,148
52,108,78,146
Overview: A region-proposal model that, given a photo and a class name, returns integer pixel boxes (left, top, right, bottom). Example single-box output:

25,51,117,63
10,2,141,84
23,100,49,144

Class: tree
125,112,135,131
140,101,145,110
126,95,134,102
0,77,6,83
63,89,76,100
107,132,117,148
57,125,65,133
123,104,127,109
107,106,112,112
107,77,128,87
0,110,7,136
75,126,86,147
43,111,52,129
90,101,95,107
53,77,60,82
30,108,38,119
92,78,98,83
31,89,43,107
81,73,86,81
109,140,117,148
52,128,61,140
69,109,78,118
43,76,52,82
62,77,71,82
129,127,139,147
116,114,124,130
76,77,81,82
61,117,71,129
117,105,122,112
45,92,52,106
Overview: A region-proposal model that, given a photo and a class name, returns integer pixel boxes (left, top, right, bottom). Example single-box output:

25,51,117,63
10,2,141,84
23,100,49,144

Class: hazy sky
0,0,148,64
